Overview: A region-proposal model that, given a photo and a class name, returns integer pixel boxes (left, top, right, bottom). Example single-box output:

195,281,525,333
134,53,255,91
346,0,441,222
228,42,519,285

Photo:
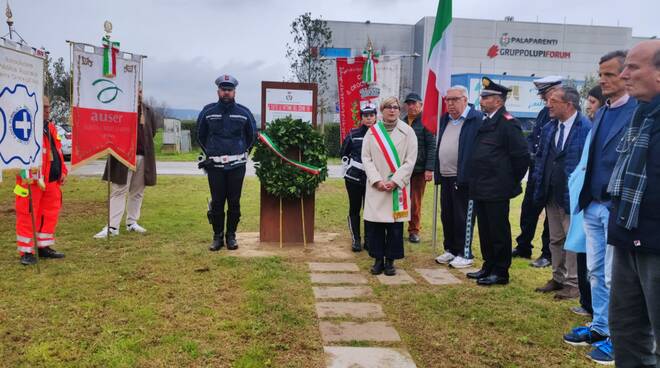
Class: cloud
144,56,287,111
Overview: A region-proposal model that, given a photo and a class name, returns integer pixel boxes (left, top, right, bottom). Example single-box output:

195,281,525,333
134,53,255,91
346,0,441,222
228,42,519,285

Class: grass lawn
0,176,594,367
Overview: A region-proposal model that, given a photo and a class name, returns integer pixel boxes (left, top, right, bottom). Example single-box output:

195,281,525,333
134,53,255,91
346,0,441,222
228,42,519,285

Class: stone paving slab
311,273,368,285
324,346,417,368
319,321,401,342
375,269,416,285
415,268,462,285
316,302,385,319
313,286,374,299
308,262,360,272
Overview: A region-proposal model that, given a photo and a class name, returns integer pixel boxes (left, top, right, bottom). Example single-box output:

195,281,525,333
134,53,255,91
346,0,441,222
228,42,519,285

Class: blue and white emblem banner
0,42,44,169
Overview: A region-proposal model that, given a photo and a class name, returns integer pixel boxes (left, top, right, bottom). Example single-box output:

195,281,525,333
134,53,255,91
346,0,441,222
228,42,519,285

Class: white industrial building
322,16,651,121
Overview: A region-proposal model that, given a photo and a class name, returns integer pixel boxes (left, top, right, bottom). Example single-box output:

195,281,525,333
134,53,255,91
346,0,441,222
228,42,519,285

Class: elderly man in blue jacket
532,86,591,301
607,40,660,368
433,85,483,269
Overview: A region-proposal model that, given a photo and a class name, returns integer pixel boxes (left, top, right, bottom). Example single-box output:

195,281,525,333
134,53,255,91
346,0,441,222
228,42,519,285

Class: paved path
67,159,345,178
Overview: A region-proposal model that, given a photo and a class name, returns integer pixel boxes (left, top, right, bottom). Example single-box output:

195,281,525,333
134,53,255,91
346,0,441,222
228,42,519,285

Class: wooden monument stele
259,81,318,244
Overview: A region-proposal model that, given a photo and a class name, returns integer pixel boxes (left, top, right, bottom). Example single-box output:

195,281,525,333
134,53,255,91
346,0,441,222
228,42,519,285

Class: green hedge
323,123,341,157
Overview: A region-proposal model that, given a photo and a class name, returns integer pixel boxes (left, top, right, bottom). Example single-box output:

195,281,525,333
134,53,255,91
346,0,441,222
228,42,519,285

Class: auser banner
0,41,45,169
71,41,142,169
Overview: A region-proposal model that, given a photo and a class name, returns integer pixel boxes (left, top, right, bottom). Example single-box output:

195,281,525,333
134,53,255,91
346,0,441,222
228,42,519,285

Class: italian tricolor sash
258,132,321,175
370,121,409,219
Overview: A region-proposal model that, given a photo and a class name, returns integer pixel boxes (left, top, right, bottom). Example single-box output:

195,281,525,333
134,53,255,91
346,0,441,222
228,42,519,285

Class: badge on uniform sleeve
503,112,514,120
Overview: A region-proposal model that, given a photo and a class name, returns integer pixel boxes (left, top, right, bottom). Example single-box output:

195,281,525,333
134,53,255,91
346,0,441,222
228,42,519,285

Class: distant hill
165,108,200,121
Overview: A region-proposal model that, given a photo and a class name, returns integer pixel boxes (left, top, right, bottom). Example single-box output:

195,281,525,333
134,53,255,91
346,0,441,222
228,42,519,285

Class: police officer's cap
480,77,511,98
533,75,563,95
360,103,377,115
215,74,238,89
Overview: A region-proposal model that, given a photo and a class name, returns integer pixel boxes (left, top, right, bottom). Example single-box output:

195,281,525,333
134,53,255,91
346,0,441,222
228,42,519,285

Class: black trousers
475,200,512,278
366,221,404,260
207,165,246,235
577,252,593,314
345,180,366,243
439,176,471,257
516,164,551,258
610,247,660,368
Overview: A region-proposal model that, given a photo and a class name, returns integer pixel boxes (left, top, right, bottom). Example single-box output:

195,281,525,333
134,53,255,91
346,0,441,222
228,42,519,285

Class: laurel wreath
253,117,328,199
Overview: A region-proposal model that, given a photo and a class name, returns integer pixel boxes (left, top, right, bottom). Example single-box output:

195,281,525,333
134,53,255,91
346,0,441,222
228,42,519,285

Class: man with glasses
465,77,530,286
531,86,591,301
433,86,483,269
403,93,436,243
197,74,257,251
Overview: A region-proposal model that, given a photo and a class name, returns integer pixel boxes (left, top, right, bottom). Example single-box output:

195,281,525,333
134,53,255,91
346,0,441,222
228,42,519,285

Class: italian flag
421,0,452,135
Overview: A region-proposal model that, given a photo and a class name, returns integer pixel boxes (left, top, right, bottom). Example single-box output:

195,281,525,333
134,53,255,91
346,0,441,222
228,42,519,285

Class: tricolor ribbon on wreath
257,132,321,175
102,35,120,77
370,121,409,219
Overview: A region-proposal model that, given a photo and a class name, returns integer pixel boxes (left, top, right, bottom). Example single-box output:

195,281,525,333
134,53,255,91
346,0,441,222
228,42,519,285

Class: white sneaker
435,252,455,264
93,226,119,239
449,256,474,269
126,223,147,233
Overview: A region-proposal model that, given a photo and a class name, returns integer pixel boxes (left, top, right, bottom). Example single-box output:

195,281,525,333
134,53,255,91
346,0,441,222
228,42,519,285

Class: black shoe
20,253,37,266
408,234,421,243
512,248,532,259
477,274,509,286
226,233,238,250
466,269,489,279
384,258,396,276
209,233,224,251
530,256,551,268
38,247,65,259
370,258,384,275
351,240,362,252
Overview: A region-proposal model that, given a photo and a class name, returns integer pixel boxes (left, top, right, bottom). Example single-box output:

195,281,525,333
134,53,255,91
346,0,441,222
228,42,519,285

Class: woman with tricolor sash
340,103,377,253
361,97,418,275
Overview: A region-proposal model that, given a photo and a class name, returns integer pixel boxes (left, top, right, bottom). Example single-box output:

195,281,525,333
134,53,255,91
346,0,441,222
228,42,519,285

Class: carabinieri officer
466,77,530,285
197,74,257,251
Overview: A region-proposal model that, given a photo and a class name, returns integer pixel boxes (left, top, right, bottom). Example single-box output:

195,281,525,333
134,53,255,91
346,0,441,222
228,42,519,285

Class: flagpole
107,155,111,241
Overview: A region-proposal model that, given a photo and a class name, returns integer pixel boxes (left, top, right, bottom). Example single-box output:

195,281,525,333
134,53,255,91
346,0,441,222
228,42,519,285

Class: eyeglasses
445,97,465,103
383,105,400,110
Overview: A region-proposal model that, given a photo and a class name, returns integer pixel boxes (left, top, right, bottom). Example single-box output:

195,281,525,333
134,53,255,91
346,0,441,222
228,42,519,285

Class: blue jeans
583,201,614,336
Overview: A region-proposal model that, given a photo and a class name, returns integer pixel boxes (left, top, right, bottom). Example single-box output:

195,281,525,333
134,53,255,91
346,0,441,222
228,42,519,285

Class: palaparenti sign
0,40,45,170
71,40,144,169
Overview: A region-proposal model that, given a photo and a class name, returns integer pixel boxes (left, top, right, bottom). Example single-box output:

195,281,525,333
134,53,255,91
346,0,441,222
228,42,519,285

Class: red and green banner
336,56,380,142
257,132,321,175
71,41,142,169
369,121,409,219
102,36,120,77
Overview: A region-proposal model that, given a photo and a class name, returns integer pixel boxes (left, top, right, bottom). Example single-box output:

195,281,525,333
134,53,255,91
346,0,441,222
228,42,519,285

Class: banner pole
27,184,40,273
431,184,439,258
107,156,111,241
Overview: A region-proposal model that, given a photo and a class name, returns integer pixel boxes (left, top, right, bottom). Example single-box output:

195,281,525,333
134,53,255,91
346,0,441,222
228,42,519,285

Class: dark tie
556,123,565,151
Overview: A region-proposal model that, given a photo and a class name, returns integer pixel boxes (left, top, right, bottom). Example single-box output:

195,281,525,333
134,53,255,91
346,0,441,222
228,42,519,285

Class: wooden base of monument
259,186,315,243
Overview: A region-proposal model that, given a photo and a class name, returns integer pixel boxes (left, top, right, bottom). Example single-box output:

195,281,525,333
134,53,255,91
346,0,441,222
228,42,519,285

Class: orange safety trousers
15,180,62,255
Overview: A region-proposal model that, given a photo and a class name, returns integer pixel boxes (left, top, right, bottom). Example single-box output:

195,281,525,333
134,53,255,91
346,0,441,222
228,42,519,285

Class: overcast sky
9,0,660,112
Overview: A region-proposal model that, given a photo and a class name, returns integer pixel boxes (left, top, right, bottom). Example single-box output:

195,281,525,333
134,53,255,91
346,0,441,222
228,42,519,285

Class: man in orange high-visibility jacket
15,96,67,265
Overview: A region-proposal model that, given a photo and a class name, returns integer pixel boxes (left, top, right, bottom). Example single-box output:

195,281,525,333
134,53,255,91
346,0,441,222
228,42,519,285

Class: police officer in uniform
340,103,377,252
466,77,530,285
197,74,257,251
